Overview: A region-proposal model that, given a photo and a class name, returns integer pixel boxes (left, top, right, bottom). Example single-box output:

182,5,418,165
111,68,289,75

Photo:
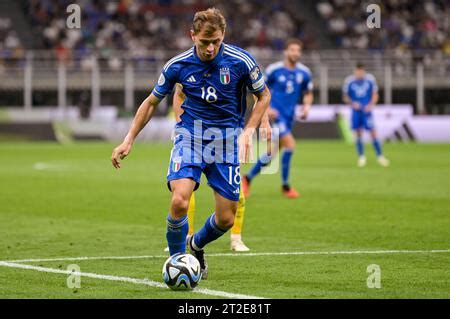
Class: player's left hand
238,128,255,164
259,119,272,156
111,142,132,169
364,105,374,113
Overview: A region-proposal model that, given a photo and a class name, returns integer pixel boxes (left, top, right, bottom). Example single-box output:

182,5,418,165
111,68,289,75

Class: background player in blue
342,63,390,167
111,8,271,279
242,39,313,199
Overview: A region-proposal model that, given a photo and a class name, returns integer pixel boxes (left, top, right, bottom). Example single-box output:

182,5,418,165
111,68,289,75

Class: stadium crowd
0,16,25,73
21,0,308,67
0,0,448,71
317,0,450,53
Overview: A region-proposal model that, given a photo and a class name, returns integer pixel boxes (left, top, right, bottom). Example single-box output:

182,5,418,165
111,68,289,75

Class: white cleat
377,156,390,167
357,156,367,167
230,235,250,252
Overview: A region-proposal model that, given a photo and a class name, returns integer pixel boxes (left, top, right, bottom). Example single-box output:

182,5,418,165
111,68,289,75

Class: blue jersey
265,61,313,121
342,74,378,110
152,43,266,132
156,43,266,201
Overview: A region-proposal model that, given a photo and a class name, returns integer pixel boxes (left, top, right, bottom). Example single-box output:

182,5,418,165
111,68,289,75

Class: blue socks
192,213,227,250
356,138,383,157
246,153,272,181
356,138,364,157
281,149,293,186
166,214,189,256
247,150,293,186
372,139,382,157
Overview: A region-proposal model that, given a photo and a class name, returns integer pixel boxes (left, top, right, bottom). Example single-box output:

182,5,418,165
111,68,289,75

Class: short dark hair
355,62,365,69
284,38,303,50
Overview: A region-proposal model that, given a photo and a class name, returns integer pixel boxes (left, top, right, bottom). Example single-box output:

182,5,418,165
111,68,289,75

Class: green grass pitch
0,141,449,298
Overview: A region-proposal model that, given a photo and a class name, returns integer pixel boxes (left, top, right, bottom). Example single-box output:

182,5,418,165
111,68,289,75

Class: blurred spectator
316,0,450,53
22,0,312,66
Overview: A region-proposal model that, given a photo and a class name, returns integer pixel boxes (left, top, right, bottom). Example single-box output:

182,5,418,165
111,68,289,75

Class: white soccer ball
162,253,202,290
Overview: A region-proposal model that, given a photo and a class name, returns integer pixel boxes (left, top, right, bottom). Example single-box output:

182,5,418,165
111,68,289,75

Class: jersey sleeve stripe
249,79,265,92
152,88,166,98
163,49,194,71
163,52,193,72
224,51,252,71
225,45,255,67
224,45,255,69
163,48,193,67
296,62,312,75
224,50,253,70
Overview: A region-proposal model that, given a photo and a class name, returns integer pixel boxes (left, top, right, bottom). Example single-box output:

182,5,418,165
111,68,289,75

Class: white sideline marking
4,249,450,264
0,261,263,299
33,162,68,171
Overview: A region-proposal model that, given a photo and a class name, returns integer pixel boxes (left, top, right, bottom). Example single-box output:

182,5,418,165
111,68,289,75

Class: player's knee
216,205,237,230
170,194,190,217
285,145,295,152
217,214,235,230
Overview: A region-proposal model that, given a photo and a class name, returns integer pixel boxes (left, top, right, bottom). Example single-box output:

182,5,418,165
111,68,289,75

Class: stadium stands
316,0,450,52
0,0,448,115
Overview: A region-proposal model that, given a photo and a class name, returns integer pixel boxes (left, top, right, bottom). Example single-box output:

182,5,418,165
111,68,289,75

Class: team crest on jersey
220,67,231,85
172,156,182,172
158,73,165,86
250,66,261,80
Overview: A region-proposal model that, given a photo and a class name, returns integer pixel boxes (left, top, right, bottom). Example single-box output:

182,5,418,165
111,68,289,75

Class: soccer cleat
241,175,251,198
187,235,208,280
230,234,250,252
357,156,367,167
377,156,390,167
282,185,299,199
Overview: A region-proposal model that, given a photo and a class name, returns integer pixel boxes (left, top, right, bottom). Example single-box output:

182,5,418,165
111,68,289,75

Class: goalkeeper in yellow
165,83,250,252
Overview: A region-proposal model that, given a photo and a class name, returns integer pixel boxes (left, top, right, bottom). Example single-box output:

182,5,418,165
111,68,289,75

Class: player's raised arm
111,93,161,169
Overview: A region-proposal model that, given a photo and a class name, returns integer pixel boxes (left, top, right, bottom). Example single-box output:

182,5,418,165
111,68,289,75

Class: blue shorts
351,111,375,131
166,124,241,202
273,116,293,138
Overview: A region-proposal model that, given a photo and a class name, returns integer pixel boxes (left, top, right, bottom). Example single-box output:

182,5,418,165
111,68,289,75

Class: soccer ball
162,253,202,290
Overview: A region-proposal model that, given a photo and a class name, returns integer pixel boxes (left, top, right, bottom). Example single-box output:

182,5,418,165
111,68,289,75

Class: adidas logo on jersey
187,75,196,83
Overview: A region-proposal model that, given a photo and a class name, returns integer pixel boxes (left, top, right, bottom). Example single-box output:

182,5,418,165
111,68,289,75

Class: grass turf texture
0,141,449,298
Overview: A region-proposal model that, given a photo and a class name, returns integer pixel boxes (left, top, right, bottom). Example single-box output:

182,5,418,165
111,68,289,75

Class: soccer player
111,8,271,279
242,39,313,199
342,63,390,167
172,83,250,252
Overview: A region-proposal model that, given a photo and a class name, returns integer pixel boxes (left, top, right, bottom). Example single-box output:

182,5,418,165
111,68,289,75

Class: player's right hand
267,108,279,121
238,128,255,164
111,142,132,169
259,119,272,156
